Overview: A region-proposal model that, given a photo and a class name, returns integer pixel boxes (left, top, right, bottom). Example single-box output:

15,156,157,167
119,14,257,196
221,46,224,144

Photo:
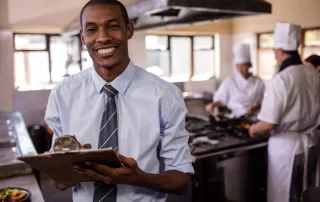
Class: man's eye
86,28,97,33
109,25,120,29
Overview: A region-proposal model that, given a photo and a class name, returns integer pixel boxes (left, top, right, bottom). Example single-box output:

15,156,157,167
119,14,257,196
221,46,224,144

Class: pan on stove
209,114,256,131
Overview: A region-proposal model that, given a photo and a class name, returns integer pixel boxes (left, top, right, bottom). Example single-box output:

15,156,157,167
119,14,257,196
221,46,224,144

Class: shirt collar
91,60,136,95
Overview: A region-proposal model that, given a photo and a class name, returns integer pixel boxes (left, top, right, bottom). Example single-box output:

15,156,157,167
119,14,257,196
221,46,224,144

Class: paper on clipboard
17,135,121,185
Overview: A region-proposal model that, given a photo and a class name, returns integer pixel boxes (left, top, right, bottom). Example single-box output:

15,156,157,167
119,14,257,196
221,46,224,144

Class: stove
186,114,266,156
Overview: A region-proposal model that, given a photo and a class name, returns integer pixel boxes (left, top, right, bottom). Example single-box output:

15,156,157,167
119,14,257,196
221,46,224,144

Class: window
14,34,86,91
14,34,47,50
14,34,50,90
302,29,320,60
81,44,93,70
145,35,170,78
170,37,192,82
50,36,81,83
193,36,215,81
257,33,277,80
145,35,215,82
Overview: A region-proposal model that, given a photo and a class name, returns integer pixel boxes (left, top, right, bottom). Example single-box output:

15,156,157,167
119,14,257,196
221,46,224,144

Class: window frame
256,32,274,78
13,33,83,86
301,27,320,59
257,27,320,79
145,35,215,81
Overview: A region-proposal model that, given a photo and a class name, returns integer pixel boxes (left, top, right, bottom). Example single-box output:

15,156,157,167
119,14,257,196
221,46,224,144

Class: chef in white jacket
249,22,320,202
206,44,265,118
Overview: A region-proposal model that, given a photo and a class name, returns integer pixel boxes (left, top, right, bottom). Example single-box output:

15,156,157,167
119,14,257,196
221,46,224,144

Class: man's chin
96,60,121,70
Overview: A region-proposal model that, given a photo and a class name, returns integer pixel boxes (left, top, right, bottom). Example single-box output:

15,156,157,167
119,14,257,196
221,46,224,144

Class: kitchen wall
231,0,320,34
3,0,320,126
0,0,14,112
13,90,50,126
232,33,258,75
128,31,147,68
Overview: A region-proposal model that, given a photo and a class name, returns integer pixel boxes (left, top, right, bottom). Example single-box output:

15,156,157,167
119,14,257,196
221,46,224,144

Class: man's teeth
97,48,116,54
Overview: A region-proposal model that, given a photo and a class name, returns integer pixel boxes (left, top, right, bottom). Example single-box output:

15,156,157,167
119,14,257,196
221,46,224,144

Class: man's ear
127,22,134,40
80,29,85,44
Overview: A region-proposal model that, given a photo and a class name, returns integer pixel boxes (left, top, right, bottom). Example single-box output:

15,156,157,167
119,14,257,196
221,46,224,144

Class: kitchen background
0,0,320,128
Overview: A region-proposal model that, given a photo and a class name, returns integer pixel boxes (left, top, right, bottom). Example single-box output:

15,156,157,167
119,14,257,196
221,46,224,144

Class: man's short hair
305,54,320,68
80,0,129,28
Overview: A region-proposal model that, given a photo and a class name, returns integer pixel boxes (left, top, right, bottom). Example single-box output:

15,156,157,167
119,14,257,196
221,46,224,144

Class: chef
249,22,320,202
205,44,265,118
305,54,320,73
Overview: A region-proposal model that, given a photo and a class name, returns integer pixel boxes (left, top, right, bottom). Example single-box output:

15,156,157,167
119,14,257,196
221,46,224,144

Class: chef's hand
245,108,254,117
249,121,273,138
205,102,214,114
245,104,261,117
73,154,141,185
249,125,257,138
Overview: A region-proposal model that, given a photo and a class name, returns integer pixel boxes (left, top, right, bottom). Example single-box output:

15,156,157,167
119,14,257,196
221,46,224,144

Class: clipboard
17,135,121,185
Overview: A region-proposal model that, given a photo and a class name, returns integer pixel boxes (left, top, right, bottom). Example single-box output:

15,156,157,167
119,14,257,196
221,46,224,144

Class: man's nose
97,30,112,43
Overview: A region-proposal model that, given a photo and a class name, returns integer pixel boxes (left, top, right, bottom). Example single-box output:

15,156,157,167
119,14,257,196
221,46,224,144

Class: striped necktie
93,84,118,202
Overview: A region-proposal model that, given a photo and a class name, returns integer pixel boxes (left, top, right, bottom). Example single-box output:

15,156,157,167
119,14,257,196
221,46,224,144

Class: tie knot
103,85,118,98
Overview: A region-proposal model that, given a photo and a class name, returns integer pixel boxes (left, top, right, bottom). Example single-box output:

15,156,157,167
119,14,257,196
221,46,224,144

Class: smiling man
44,0,194,202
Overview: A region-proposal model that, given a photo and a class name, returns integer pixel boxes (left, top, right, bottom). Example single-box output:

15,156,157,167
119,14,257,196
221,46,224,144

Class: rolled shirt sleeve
159,87,194,174
257,76,286,125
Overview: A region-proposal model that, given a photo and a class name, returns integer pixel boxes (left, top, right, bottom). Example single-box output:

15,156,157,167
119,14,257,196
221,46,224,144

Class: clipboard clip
53,135,81,153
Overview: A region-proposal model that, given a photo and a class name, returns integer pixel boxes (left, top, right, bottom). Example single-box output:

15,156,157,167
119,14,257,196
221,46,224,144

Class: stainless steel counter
0,175,45,202
0,112,37,178
0,112,44,201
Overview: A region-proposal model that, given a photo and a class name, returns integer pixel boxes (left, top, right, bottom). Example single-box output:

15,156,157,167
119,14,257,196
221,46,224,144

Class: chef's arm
206,101,225,113
251,103,261,111
245,103,261,117
213,101,224,107
249,121,275,137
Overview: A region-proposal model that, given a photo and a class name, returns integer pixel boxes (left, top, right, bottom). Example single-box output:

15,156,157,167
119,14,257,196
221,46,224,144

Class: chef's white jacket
258,64,320,134
213,72,265,118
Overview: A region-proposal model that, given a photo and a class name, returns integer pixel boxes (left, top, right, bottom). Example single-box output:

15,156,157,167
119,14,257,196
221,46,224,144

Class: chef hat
273,22,301,51
233,44,251,64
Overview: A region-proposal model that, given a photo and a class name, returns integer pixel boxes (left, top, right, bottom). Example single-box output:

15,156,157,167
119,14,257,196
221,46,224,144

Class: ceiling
8,0,143,33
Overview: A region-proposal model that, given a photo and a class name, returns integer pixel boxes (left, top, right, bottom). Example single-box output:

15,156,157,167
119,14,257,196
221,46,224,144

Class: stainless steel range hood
62,0,271,35
128,0,272,30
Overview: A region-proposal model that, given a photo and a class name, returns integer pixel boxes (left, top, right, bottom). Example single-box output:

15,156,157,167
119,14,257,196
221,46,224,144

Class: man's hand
51,139,92,191
51,179,74,191
74,154,190,195
73,154,141,185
